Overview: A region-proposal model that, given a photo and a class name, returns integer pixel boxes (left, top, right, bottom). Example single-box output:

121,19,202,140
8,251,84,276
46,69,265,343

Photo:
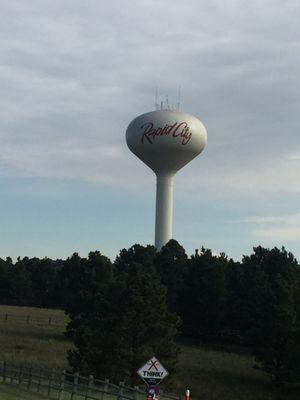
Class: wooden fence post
27,366,32,390
3,361,6,383
86,374,94,398
134,386,139,400
118,381,124,400
59,370,66,400
48,316,52,325
48,369,55,396
18,364,22,384
9,363,13,384
71,372,79,400
37,366,43,393
101,378,109,400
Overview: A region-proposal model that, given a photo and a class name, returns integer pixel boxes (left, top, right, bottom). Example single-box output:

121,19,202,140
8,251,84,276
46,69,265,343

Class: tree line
0,241,299,384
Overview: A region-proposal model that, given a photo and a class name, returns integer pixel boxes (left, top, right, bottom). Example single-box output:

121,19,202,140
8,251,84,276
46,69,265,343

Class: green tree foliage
183,248,228,341
7,257,33,305
221,259,243,336
68,245,179,385
155,240,188,315
115,244,157,275
0,258,11,304
0,256,63,308
241,246,300,382
63,251,113,337
21,257,60,308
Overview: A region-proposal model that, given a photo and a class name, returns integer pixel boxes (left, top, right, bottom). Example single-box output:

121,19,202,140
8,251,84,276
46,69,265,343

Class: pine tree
67,245,180,385
242,247,300,382
183,248,228,341
155,240,188,315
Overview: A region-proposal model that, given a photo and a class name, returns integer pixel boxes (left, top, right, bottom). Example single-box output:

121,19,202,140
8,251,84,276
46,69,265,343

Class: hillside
0,305,296,399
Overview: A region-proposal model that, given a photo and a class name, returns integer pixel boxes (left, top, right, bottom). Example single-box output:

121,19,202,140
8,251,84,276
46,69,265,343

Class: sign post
137,356,169,400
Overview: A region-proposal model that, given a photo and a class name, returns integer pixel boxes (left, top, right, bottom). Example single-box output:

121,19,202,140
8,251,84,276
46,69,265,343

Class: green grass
173,342,273,400
0,305,299,400
0,383,49,399
0,305,70,369
0,305,68,319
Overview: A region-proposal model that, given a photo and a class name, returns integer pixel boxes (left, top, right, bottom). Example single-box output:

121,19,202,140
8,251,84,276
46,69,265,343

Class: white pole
185,389,190,400
155,173,174,250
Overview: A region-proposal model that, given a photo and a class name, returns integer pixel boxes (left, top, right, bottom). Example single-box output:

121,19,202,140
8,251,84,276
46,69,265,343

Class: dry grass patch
0,383,50,399
0,305,71,369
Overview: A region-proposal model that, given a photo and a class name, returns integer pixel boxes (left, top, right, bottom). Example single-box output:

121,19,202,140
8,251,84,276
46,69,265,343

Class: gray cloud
1,0,300,197
226,213,300,242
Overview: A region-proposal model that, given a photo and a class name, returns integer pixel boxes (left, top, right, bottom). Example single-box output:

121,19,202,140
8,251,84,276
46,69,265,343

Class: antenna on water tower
155,87,159,111
177,85,181,111
165,95,169,110
126,98,207,250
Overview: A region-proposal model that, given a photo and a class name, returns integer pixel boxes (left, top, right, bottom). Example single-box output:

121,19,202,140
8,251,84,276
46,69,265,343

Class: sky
0,0,300,262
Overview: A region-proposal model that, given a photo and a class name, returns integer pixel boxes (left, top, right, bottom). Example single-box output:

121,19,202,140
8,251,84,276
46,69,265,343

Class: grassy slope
174,342,274,400
0,305,70,369
0,305,298,400
0,383,49,399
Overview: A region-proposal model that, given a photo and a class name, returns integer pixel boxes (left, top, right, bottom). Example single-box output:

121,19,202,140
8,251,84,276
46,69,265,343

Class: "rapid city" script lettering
141,121,192,145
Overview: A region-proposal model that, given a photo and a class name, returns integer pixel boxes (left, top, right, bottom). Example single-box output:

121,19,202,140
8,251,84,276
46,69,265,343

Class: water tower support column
155,173,174,250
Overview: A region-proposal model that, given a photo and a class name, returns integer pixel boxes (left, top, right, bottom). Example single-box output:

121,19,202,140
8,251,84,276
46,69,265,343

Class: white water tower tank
126,109,207,250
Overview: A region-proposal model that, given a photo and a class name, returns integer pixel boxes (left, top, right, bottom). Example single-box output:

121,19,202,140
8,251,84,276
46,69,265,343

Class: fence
0,313,68,327
0,361,180,400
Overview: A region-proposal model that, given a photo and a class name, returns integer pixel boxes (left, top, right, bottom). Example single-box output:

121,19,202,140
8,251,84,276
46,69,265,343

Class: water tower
126,107,207,250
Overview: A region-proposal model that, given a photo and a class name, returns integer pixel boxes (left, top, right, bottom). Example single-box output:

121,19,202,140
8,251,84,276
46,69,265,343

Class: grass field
0,305,298,400
175,342,274,400
0,383,50,399
0,305,70,369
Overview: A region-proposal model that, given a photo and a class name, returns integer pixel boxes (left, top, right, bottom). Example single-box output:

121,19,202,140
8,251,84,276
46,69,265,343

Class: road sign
137,356,169,386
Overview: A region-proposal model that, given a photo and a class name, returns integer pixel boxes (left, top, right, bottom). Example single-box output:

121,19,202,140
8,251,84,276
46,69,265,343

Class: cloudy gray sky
1,0,300,260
